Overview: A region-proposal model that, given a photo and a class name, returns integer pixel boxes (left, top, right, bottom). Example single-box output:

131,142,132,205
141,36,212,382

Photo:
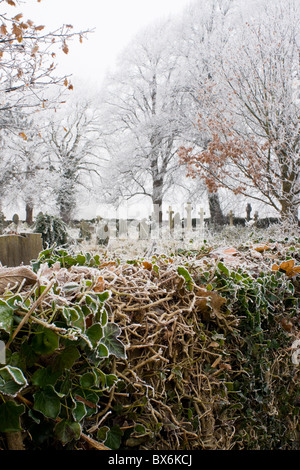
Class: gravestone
173,212,182,239
12,214,19,226
185,203,192,232
168,206,174,233
198,207,205,238
96,220,110,245
12,213,20,232
139,218,150,240
79,220,93,241
118,219,128,238
246,203,252,221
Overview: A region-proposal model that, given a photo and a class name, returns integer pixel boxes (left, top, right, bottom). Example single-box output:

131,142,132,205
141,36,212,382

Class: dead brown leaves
0,266,37,294
87,256,238,449
272,259,300,278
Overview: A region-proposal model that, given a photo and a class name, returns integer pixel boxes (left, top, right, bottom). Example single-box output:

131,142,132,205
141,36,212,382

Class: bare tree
173,0,236,224
0,0,91,216
99,21,194,223
43,102,102,223
179,0,300,221
0,0,90,121
2,112,53,224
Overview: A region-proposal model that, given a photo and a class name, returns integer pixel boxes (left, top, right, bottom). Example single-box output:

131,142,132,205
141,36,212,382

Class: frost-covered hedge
0,234,299,450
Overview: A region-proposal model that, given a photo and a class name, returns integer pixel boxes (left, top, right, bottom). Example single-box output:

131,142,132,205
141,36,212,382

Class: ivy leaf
0,299,14,334
33,385,61,419
31,327,59,356
86,323,103,348
94,290,111,303
28,408,41,424
62,306,80,325
71,400,87,422
217,262,230,277
80,372,95,389
52,345,80,372
0,401,25,432
31,366,61,389
104,425,123,450
100,307,108,327
73,390,99,417
71,306,85,332
97,426,109,442
106,373,118,390
100,323,126,359
177,266,194,291
0,365,28,397
54,419,81,445
85,294,98,313
61,282,81,296
95,342,109,359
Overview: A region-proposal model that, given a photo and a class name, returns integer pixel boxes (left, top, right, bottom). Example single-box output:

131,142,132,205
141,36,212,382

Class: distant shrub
34,213,68,248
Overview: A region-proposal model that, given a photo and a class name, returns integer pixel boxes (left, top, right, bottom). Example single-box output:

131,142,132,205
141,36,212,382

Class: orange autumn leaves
0,2,73,56
272,259,300,278
211,244,300,278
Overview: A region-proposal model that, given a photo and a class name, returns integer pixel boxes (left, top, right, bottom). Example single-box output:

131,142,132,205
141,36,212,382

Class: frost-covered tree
99,20,198,223
173,0,236,224
0,0,90,218
0,0,89,121
2,114,53,224
179,0,300,221
43,103,102,223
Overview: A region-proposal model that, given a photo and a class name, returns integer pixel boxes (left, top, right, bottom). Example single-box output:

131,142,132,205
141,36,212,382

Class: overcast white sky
21,0,192,90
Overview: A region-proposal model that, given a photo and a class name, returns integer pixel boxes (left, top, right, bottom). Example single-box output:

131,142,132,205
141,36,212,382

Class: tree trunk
25,202,33,226
208,192,225,226
280,197,299,223
152,176,164,226
57,179,76,224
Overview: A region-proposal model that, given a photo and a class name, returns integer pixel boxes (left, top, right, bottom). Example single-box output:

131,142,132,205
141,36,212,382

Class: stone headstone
185,203,192,231
118,218,128,238
168,206,174,233
139,218,150,240
97,220,110,245
79,220,92,241
246,203,252,221
198,207,205,237
173,212,182,239
12,213,20,228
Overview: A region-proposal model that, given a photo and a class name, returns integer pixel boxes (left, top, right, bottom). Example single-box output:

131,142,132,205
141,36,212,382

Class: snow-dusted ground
75,221,300,261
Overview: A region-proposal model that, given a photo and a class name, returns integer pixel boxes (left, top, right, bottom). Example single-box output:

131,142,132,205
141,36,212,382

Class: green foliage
86,245,300,451
208,262,299,449
0,401,25,433
34,213,69,248
0,249,126,450
1,240,299,450
31,246,101,272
